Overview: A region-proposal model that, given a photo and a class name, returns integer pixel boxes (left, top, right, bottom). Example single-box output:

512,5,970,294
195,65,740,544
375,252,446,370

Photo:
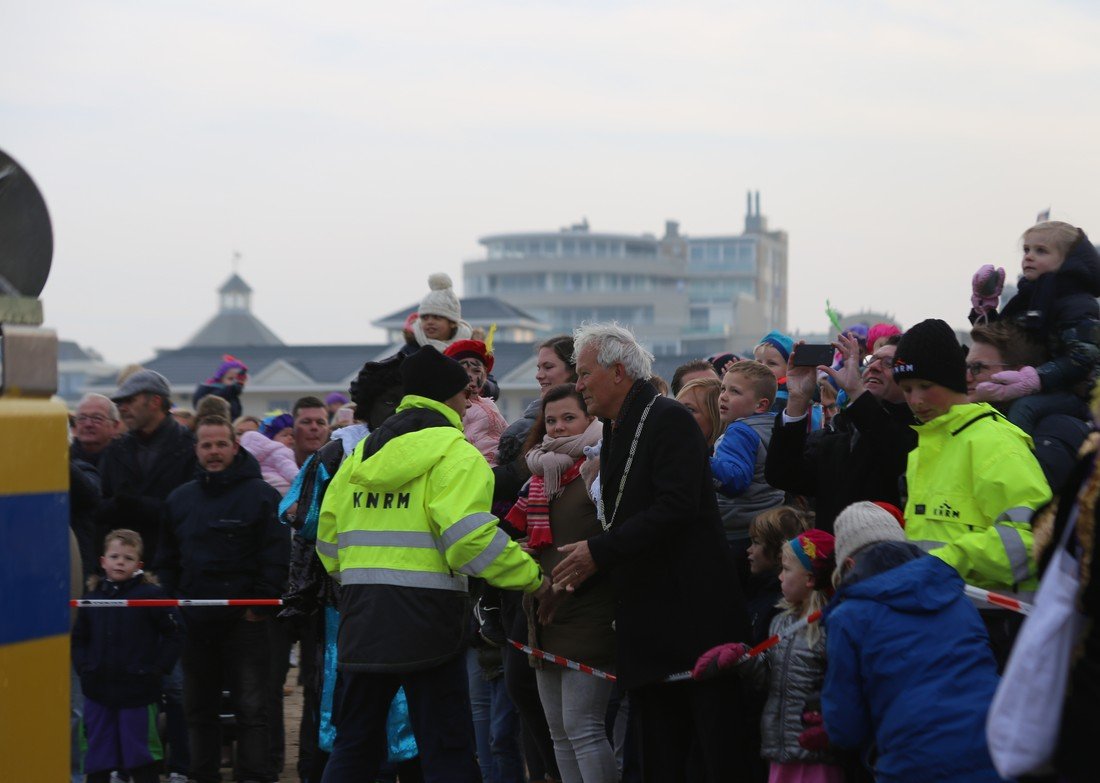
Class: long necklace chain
598,395,657,532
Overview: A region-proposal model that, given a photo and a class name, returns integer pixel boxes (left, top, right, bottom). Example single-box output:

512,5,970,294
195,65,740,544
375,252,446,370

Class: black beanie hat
400,346,470,403
892,318,968,394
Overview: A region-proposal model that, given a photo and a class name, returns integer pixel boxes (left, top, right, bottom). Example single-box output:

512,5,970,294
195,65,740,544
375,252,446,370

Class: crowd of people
67,223,1100,783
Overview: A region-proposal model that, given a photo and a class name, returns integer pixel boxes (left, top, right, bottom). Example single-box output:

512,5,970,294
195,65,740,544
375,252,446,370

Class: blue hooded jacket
822,546,1004,783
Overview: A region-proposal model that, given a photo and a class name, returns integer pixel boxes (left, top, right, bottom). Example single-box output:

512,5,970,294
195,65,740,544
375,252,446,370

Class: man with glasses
72,393,120,469
765,332,917,533
969,321,1089,491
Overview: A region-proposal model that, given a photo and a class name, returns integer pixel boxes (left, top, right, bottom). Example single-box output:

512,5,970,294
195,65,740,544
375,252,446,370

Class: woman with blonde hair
676,376,722,450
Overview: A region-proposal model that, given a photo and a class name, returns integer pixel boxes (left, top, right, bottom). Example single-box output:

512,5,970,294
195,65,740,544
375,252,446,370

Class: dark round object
0,149,53,297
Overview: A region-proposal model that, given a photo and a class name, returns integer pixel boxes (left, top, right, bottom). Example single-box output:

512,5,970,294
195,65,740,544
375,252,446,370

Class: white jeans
535,666,618,783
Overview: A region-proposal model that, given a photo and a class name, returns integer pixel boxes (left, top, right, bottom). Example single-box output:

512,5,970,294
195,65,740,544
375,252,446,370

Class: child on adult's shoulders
969,220,1100,434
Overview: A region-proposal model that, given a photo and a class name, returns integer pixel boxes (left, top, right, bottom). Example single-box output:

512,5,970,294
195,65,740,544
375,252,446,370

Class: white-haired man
553,323,752,782
72,393,120,469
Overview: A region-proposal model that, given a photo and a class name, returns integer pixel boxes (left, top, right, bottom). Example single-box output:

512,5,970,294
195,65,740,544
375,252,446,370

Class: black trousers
267,618,293,774
320,654,481,783
631,676,752,783
182,617,272,783
298,611,323,781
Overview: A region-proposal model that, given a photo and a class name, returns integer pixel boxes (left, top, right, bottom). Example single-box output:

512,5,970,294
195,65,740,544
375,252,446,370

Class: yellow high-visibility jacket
317,394,542,672
903,402,1052,593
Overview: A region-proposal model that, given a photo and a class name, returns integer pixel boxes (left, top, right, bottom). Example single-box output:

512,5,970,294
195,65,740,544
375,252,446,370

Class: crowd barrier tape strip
512,584,1034,683
70,585,1032,683
70,598,284,608
508,639,695,683
963,585,1033,615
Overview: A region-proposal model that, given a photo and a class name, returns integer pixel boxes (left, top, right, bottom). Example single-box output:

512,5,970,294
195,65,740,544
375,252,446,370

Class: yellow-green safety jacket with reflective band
316,394,542,672
903,402,1051,594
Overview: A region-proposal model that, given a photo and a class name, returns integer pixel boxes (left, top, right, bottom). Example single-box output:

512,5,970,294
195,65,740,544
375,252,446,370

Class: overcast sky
4,1,1099,364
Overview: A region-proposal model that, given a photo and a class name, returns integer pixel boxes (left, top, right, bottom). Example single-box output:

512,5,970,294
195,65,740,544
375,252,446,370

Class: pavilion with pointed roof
185,273,285,347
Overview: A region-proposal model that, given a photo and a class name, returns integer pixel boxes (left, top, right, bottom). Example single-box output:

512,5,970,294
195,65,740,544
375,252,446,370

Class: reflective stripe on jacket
903,402,1051,592
317,394,542,671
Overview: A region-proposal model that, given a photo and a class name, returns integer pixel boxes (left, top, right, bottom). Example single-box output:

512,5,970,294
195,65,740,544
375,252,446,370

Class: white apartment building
463,192,788,356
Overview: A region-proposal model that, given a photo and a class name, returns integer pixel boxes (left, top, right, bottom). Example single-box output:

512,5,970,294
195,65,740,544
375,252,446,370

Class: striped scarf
505,419,601,550
506,459,585,550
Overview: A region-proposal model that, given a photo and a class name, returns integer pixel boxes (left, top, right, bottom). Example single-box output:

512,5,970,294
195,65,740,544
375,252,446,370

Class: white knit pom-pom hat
834,501,907,566
418,272,462,323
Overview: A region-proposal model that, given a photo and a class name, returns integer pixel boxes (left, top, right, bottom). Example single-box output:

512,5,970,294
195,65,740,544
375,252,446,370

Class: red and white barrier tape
511,584,1033,683
508,639,692,684
71,598,284,608
963,585,1033,615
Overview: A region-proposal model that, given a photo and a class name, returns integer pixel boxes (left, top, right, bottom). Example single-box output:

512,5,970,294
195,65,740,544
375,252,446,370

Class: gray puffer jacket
742,610,834,765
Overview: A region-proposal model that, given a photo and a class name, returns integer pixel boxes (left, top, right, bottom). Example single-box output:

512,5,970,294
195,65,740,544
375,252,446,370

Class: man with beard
156,416,290,783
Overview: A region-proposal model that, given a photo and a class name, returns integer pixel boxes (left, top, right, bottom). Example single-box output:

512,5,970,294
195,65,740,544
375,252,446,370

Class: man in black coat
765,334,917,533
553,323,751,782
156,415,290,783
98,370,197,566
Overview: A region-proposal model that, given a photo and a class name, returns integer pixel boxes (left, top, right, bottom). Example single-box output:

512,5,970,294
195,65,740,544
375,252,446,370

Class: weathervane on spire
232,251,242,273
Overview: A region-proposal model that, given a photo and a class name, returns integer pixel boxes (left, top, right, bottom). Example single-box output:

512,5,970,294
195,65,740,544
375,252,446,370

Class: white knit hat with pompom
418,272,462,323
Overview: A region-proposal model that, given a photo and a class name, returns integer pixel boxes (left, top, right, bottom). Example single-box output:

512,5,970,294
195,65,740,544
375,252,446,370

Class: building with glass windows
463,192,787,355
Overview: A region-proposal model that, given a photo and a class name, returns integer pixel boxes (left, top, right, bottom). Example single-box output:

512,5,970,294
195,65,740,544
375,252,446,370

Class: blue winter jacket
710,413,784,538
822,547,1004,783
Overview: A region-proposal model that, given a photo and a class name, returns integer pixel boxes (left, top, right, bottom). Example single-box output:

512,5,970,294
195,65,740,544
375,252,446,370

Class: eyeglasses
75,414,113,424
862,354,896,370
965,361,1011,376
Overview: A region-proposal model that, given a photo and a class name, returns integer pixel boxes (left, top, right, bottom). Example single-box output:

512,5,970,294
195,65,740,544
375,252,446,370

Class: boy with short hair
892,319,1052,666
711,360,785,547
72,529,184,783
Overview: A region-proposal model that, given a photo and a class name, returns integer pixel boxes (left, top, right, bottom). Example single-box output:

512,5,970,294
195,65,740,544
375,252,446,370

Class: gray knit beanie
418,273,462,323
834,501,907,566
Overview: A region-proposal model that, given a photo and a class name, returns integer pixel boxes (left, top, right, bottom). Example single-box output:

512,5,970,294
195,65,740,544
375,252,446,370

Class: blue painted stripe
0,491,70,645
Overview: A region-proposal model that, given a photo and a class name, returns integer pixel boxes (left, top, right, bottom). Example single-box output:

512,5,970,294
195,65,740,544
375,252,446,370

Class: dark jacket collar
196,448,262,493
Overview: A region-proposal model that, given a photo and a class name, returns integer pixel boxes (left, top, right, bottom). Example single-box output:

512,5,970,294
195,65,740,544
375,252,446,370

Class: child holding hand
694,530,844,783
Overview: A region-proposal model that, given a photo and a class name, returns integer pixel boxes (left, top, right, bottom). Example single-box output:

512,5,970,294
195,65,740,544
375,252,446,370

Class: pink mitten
692,642,749,680
971,264,1006,313
974,366,1040,402
798,711,829,751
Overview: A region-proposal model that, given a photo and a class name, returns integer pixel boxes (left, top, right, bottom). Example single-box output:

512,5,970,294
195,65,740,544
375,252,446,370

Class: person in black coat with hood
766,334,916,533
969,220,1100,433
552,323,751,783
156,414,290,783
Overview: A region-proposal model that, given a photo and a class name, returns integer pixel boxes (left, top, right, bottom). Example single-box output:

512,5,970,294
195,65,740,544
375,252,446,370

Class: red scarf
505,458,585,550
